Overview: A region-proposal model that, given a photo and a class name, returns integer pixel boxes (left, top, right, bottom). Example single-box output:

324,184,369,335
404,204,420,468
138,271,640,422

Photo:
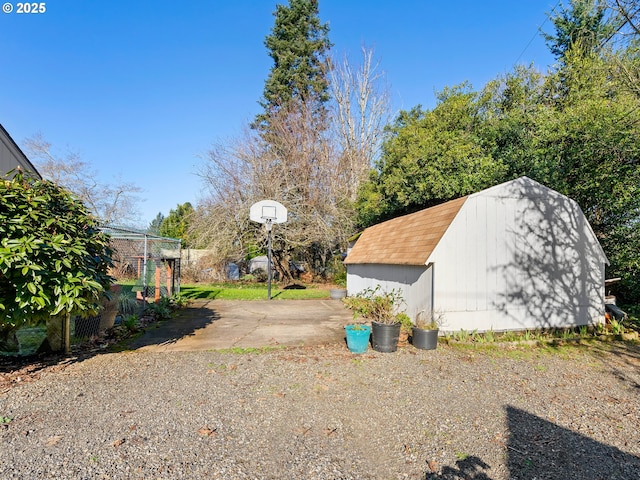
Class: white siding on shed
347,264,432,321
427,178,606,331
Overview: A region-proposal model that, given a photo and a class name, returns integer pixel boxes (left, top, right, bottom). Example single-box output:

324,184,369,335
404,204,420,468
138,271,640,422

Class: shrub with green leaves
146,301,171,321
0,170,113,327
342,286,406,325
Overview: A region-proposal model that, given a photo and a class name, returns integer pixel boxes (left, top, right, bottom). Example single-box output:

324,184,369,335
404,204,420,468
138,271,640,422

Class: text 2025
16,2,46,13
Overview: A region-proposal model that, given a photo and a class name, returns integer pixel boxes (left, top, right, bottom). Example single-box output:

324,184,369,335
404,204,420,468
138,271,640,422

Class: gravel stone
0,342,639,479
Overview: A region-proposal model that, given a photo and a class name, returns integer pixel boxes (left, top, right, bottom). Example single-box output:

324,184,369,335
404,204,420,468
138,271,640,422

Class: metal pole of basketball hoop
264,218,274,300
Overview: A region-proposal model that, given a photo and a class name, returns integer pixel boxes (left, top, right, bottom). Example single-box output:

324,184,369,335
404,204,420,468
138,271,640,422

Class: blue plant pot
345,324,371,354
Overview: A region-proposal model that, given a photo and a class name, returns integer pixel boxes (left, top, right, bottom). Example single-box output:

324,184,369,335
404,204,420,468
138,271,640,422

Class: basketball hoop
261,205,277,232
250,200,288,299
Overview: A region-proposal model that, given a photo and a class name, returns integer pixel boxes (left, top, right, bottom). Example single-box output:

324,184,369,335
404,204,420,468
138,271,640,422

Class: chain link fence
101,226,182,303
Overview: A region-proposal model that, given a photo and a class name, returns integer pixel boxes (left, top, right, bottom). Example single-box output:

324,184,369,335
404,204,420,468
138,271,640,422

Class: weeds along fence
101,226,182,303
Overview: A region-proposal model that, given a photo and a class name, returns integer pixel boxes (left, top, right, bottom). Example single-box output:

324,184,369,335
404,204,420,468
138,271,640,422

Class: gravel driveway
0,341,639,479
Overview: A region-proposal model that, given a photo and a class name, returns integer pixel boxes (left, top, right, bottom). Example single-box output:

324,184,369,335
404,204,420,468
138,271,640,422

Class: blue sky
1,0,558,227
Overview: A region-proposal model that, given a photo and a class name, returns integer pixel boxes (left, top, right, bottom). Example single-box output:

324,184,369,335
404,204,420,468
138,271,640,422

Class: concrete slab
128,299,354,352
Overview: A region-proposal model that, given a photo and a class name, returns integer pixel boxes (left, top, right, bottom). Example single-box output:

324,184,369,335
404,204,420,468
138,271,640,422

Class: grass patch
444,341,579,360
15,327,47,355
179,282,330,301
443,331,626,359
442,324,635,346
115,279,332,301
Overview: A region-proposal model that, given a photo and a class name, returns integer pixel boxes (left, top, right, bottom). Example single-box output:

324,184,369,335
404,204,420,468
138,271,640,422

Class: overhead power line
512,1,562,68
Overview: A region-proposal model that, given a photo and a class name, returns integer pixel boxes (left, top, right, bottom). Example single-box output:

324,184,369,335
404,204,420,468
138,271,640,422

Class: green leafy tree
533,51,640,302
159,203,194,247
254,0,332,132
465,54,640,301
354,48,640,301
481,65,549,180
0,170,113,351
351,0,640,302
356,84,506,226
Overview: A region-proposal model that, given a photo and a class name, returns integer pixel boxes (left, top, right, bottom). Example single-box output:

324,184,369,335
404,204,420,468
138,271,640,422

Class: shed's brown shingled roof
344,196,468,266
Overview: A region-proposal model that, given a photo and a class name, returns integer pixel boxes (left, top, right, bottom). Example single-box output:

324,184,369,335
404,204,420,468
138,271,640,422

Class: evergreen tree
254,0,332,132
148,212,165,236
159,203,194,247
544,0,618,62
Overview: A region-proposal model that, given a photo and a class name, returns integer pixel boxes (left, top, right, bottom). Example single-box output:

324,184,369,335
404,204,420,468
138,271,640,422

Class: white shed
345,177,608,332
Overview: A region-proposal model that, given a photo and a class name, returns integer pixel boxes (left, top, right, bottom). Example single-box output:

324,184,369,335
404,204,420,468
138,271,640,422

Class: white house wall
427,179,606,332
347,264,432,321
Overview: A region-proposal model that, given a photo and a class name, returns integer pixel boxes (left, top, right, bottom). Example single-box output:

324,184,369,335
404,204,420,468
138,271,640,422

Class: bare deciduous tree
193,48,390,280
194,101,355,281
602,1,640,99
24,133,142,226
328,46,391,201
609,0,640,35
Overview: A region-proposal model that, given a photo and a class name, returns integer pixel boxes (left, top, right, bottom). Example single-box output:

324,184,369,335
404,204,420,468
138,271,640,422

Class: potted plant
411,310,443,350
344,323,371,354
343,286,406,353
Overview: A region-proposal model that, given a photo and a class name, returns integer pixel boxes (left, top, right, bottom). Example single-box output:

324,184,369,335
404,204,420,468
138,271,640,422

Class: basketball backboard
250,200,287,224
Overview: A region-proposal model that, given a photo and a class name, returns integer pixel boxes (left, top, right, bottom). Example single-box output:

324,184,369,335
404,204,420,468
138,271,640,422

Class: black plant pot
412,327,439,350
371,321,401,353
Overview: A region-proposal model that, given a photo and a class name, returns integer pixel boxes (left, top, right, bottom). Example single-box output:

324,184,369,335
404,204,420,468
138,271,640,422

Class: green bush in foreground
0,170,113,335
